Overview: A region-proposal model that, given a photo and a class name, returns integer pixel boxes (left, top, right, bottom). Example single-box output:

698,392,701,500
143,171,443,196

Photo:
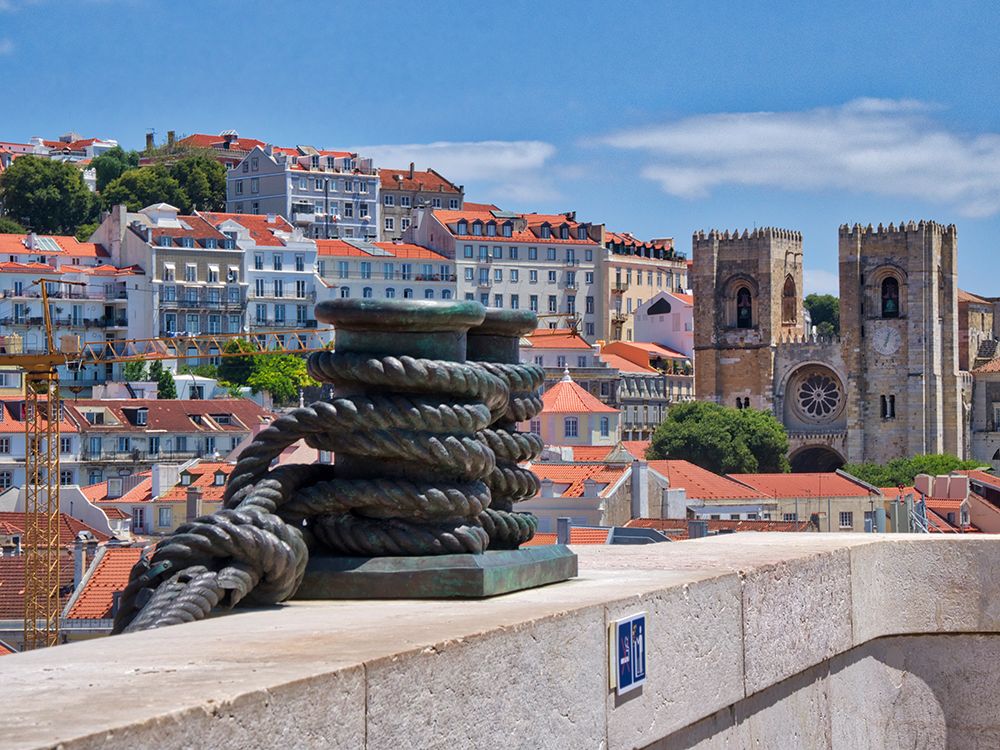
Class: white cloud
598,99,1000,217
354,140,559,205
804,268,839,296
0,38,13,55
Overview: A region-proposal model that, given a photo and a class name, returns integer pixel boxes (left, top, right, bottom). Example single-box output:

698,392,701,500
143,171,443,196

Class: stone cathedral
692,221,965,472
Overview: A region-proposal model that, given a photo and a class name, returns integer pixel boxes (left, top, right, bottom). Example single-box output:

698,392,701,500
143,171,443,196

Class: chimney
408,162,415,179
167,130,175,147
266,213,276,224
264,143,273,156
540,478,555,498
145,132,154,152
630,459,649,519
27,232,37,250
687,519,708,539
73,533,95,587
186,485,203,523
556,517,571,545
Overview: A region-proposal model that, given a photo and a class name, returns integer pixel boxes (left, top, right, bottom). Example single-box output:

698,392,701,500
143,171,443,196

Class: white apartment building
226,145,379,241
378,165,463,241
632,290,695,357
315,239,456,303
0,398,83,489
409,208,606,341
200,212,323,346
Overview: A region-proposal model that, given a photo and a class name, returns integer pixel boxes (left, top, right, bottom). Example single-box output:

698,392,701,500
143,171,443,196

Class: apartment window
0,471,11,489
463,245,474,258
529,270,538,283
556,355,567,368
228,314,241,333
547,248,557,261
511,294,519,309
479,245,489,260
164,313,177,333
385,217,395,231
585,249,593,262
344,203,354,218
256,303,266,324
403,288,414,299
442,290,452,299
384,194,395,206
530,295,538,312
510,269,519,283
494,268,502,282
585,272,594,285
255,279,266,297
449,198,459,209
60,436,72,453
401,218,411,231
185,313,199,333
383,263,395,280
359,203,369,218
176,436,188,453
783,513,798,522
295,254,305,272
432,197,442,208
839,511,854,529
586,296,594,314
567,296,576,314
158,507,173,528
236,180,244,195
184,264,197,282
58,470,73,486
465,268,474,281
586,322,594,337
275,305,286,323
0,437,8,453
600,417,610,437
208,315,221,334
340,286,350,299
251,178,259,194
227,266,239,283
385,288,396,299
548,270,557,283
564,417,579,438
480,293,489,306
296,280,307,298
360,262,372,279
528,247,538,260
424,289,434,299
401,264,412,280
363,287,373,299
117,437,131,453
208,266,219,284
400,196,411,208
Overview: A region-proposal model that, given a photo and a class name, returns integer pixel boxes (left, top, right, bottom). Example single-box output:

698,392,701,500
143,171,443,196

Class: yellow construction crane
0,277,324,649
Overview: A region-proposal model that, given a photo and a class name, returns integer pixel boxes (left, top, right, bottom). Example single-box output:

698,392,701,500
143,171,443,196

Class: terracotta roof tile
962,470,1000,490
525,329,593,350
729,472,875,498
528,463,628,498
0,512,109,546
521,528,610,546
620,441,650,459
378,168,460,194
66,547,144,619
958,289,991,305
64,399,273,434
648,460,767,501
540,378,619,415
626,518,811,538
199,211,294,246
315,239,447,260
0,554,75,618
569,446,616,461
972,359,1000,374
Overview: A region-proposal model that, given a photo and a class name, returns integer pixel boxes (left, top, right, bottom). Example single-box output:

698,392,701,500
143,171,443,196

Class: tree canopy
0,155,98,233
246,353,317,405
647,401,790,474
101,155,226,214
843,454,985,487
217,339,257,386
0,216,25,233
149,360,177,399
122,361,148,382
804,294,840,337
90,146,140,192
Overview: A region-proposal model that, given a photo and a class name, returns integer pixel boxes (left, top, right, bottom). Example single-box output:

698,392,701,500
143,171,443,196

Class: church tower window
881,277,900,318
782,276,797,323
736,287,753,328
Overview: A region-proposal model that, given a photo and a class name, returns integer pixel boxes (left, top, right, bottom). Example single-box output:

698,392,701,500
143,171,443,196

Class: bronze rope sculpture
112,300,546,634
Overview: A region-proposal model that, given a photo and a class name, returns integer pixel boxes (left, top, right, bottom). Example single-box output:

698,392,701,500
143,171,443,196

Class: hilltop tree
246,353,317,405
122,361,148,381
90,146,140,192
0,217,25,233
101,165,190,213
217,339,257,386
647,401,790,474
843,454,984,487
168,155,226,211
149,360,177,399
0,155,98,233
804,294,840,337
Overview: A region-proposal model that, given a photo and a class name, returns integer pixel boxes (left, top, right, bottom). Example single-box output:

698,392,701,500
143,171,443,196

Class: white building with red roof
225,144,379,242
632,290,695,358
409,207,606,341
526,371,620,447
315,238,455,303
378,164,464,241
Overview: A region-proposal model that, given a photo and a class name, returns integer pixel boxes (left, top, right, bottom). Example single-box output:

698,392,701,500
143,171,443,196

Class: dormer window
135,408,148,426
310,155,320,169
486,222,496,237
214,472,226,486
204,238,218,249
456,220,468,235
472,221,483,236
540,224,551,239
577,226,587,240
503,222,513,237
180,472,192,486
559,225,569,240
180,237,194,248
160,236,172,247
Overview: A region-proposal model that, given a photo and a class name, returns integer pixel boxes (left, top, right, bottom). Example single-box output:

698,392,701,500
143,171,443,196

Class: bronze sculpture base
294,547,578,600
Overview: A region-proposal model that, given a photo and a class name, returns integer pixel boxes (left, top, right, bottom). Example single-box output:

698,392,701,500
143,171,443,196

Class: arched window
881,277,900,318
782,276,796,323
441,289,453,300
600,416,610,437
564,417,578,438
403,288,413,299
736,287,753,328
362,287,373,299
385,287,396,299
424,289,434,299
339,286,350,299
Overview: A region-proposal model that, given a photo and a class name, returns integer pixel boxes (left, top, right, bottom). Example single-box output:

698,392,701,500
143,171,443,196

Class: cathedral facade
692,221,965,471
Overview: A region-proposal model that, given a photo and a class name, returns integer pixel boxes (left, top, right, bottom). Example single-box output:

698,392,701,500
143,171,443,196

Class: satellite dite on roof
609,612,647,696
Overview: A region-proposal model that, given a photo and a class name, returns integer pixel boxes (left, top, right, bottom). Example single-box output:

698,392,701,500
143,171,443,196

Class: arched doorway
790,446,845,473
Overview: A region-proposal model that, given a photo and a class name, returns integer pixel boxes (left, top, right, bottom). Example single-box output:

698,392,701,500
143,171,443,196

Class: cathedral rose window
797,372,842,418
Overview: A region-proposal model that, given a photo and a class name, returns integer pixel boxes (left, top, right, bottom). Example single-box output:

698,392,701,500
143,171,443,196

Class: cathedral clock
871,325,902,357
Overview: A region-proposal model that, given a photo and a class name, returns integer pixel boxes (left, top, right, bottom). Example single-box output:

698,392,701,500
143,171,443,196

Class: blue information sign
612,612,646,695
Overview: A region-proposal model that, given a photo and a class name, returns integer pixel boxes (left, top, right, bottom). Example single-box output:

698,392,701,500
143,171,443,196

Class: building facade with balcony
378,164,463,241
409,207,606,341
65,398,273,486
315,239,456,303
603,231,688,343
0,397,83,489
94,204,249,341
226,145,379,241
199,212,322,346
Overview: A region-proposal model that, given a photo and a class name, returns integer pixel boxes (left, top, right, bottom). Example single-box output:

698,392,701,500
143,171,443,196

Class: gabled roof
0,233,108,258
972,359,1000,374
599,352,656,374
159,462,234,502
64,399,273,434
958,289,991,305
728,472,875,498
529,463,629,498
378,167,461,194
176,133,267,153
540,376,618,415
0,398,79,434
522,528,612,546
648,460,767,501
526,328,592,350
0,512,109,546
82,473,152,504
65,546,144,620
199,211,293,247
961,470,1000,491
315,239,447,260
0,555,75,619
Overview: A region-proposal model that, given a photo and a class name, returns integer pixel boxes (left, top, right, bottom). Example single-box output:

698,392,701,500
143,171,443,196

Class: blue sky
2,0,999,294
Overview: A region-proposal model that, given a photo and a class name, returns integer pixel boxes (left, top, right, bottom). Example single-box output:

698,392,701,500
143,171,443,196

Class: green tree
217,339,257,386
246,353,317,405
149,360,177,399
804,294,840,337
843,454,985,487
0,155,98,233
75,221,99,242
168,155,226,211
647,401,790,474
90,146,140,192
0,216,26,233
122,361,148,381
101,165,191,213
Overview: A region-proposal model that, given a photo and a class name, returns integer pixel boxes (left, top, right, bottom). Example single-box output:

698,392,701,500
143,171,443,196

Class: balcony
251,319,314,329
564,282,579,291
292,211,317,225
612,281,630,294
563,258,580,266
611,311,628,324
164,298,245,310
80,448,214,463
477,279,492,289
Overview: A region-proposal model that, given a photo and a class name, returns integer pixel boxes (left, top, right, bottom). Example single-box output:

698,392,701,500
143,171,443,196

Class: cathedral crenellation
694,218,965,471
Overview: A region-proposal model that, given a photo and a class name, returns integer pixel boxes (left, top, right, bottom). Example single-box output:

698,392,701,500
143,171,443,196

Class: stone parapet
5,535,1000,749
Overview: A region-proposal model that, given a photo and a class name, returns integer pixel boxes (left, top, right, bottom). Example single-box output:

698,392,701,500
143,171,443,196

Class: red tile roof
199,211,293,246
0,554,75,618
604,231,674,252
526,328,593,350
315,239,447,260
961,470,1000,490
648,460,767,501
378,168,461,194
0,398,79,434
600,352,656,374
434,209,597,245
65,546,144,619
83,474,152,504
462,202,500,212
620,441,651,459
569,446,617,461
0,233,108,258
958,289,991,305
972,359,1000,374
672,293,694,305
64,399,273,434
522,528,611,546
608,340,689,360
540,377,619,415
176,133,268,153
0,512,110,546
0,640,14,656
626,518,812,538
159,462,234,502
146,214,227,244
529,463,628,497
729,472,875,498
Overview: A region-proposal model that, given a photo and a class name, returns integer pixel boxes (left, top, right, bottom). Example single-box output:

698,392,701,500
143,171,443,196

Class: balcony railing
1,316,126,328
251,319,316,329
611,311,628,324
564,258,580,266
292,211,316,225
164,298,245,310
0,288,128,301
80,449,214,463
612,281,630,294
